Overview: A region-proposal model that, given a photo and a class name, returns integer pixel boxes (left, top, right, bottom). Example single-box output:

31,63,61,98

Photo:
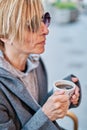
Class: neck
4,49,29,71
4,53,28,71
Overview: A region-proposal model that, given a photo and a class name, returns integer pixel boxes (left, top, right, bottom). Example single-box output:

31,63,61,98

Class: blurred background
41,0,87,130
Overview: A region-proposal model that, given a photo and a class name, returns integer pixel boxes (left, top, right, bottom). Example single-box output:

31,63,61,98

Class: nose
40,22,49,35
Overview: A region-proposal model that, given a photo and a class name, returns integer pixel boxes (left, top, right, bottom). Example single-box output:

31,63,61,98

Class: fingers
70,86,80,105
42,92,70,121
71,77,78,83
75,86,80,94
71,96,79,105
73,86,80,98
53,90,70,103
70,77,80,105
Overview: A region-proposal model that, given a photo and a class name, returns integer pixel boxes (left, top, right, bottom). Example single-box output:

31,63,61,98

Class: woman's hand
42,90,69,121
70,77,80,105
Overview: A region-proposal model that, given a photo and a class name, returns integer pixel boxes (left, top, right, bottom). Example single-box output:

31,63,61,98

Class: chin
35,48,45,54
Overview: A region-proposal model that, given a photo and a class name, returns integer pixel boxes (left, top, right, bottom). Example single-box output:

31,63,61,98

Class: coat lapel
11,79,41,112
0,69,40,112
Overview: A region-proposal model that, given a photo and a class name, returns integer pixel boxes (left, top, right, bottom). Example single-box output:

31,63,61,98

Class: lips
42,38,46,43
41,40,46,44
37,37,46,45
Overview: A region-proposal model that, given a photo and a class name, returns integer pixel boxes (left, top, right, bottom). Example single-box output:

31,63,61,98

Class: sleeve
0,86,58,130
0,103,17,130
22,108,58,130
0,118,16,130
22,108,48,130
63,74,81,108
0,89,20,130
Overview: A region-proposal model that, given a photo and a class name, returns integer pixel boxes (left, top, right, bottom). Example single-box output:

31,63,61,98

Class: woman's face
13,21,49,55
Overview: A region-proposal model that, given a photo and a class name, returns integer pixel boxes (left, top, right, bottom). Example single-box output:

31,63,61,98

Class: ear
0,38,7,43
0,38,12,45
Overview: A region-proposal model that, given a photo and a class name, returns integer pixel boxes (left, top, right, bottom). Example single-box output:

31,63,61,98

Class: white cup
53,79,76,98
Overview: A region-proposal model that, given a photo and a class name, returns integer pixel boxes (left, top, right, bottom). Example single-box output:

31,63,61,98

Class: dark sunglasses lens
43,12,51,27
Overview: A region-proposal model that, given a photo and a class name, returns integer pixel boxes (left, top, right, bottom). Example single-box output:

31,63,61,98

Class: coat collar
0,68,40,112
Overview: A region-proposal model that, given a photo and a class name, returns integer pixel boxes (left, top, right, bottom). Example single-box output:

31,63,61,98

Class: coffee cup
53,79,76,98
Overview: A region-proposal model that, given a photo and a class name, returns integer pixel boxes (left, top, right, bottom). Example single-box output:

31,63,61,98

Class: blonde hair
0,0,44,49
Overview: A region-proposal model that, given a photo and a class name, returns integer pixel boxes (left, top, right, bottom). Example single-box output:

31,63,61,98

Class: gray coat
0,59,81,130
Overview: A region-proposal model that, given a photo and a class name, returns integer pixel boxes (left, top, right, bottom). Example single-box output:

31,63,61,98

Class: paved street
42,14,87,130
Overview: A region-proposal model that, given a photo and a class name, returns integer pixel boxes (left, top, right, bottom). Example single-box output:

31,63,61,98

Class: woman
0,0,81,130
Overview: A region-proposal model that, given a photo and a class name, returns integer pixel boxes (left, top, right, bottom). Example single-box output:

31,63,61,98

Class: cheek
24,36,37,51
23,31,41,53
24,32,37,44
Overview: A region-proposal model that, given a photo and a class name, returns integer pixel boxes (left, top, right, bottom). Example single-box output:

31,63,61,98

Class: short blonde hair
0,0,44,47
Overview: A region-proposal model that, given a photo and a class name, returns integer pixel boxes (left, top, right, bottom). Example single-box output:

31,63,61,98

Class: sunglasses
27,12,51,32
42,12,51,27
